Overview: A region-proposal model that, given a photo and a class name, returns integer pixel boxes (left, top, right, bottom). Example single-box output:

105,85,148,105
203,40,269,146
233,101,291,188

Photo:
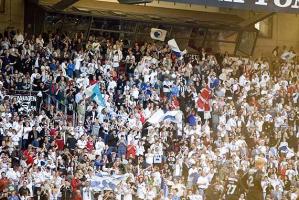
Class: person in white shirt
187,164,198,188
22,122,32,149
136,141,145,156
145,149,154,165
136,180,146,199
77,136,87,149
112,51,121,69
131,85,139,101
14,30,24,46
74,54,84,77
36,34,44,47
95,138,105,155
197,170,210,198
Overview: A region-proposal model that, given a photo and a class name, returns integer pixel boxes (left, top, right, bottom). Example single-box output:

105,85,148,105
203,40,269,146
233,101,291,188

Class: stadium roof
37,0,274,30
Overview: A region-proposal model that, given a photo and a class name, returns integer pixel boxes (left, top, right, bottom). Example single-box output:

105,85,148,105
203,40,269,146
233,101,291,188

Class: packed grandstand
0,28,298,200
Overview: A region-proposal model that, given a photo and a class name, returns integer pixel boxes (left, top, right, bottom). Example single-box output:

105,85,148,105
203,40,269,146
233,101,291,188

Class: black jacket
60,185,72,200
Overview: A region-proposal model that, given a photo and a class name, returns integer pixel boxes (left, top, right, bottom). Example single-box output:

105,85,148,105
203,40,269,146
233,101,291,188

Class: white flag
150,28,167,41
281,51,296,61
148,109,165,124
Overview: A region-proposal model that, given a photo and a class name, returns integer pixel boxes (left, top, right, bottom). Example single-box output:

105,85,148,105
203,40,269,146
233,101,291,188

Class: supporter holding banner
6,95,37,113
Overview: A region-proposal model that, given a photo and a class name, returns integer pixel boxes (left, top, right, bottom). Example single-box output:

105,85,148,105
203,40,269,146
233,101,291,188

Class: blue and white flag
147,109,183,124
147,109,165,124
85,83,106,107
163,110,183,124
168,39,187,58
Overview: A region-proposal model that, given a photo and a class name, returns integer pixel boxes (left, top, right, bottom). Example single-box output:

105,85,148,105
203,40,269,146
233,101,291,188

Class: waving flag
197,86,211,112
147,109,183,124
168,39,187,58
281,51,296,61
85,83,106,107
147,109,165,124
150,28,167,41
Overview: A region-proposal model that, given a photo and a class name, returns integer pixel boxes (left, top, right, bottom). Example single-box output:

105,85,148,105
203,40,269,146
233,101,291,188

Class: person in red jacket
23,145,35,167
89,75,98,86
126,140,136,159
72,190,83,200
71,174,81,192
55,133,64,151
86,137,94,152
0,172,10,193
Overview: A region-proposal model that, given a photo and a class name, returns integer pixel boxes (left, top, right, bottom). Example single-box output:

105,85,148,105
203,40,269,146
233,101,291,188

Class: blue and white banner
90,173,129,191
147,109,183,124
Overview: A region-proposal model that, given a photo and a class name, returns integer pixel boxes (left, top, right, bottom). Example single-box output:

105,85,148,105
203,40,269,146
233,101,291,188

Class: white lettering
255,0,268,5
291,0,299,8
274,0,292,7
15,95,37,102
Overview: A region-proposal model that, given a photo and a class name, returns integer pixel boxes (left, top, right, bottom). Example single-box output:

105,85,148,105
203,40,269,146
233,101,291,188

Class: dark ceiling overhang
53,0,80,10
38,0,247,30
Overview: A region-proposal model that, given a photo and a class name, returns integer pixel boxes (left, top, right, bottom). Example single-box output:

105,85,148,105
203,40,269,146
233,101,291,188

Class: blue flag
92,84,106,107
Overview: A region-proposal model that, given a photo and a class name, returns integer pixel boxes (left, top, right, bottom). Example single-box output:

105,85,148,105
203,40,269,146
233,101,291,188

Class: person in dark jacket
60,181,72,200
66,134,77,152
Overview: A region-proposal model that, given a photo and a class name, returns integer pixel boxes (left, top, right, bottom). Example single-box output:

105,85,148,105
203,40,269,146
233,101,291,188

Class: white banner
90,173,129,191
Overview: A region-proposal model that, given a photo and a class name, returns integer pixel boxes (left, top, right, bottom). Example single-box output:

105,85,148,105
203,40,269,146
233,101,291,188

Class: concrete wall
0,0,24,33
254,13,299,57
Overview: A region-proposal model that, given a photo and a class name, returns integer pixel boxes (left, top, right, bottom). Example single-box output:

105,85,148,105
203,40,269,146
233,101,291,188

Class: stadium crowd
0,28,298,200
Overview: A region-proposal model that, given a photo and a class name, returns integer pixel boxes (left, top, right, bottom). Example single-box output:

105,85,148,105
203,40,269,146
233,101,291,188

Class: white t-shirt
145,153,154,165
77,139,87,149
136,145,145,156
23,127,32,140
95,141,105,155
197,176,209,189
137,182,146,199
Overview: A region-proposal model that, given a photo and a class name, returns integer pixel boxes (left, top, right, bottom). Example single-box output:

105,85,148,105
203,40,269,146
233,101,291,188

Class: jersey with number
224,177,240,200
245,169,263,200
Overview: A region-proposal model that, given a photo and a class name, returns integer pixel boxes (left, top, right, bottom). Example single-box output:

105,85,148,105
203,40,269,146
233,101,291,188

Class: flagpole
182,111,184,136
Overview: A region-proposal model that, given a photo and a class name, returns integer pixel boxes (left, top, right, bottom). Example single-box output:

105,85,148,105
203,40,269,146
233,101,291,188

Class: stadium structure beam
53,0,79,10
239,12,275,28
